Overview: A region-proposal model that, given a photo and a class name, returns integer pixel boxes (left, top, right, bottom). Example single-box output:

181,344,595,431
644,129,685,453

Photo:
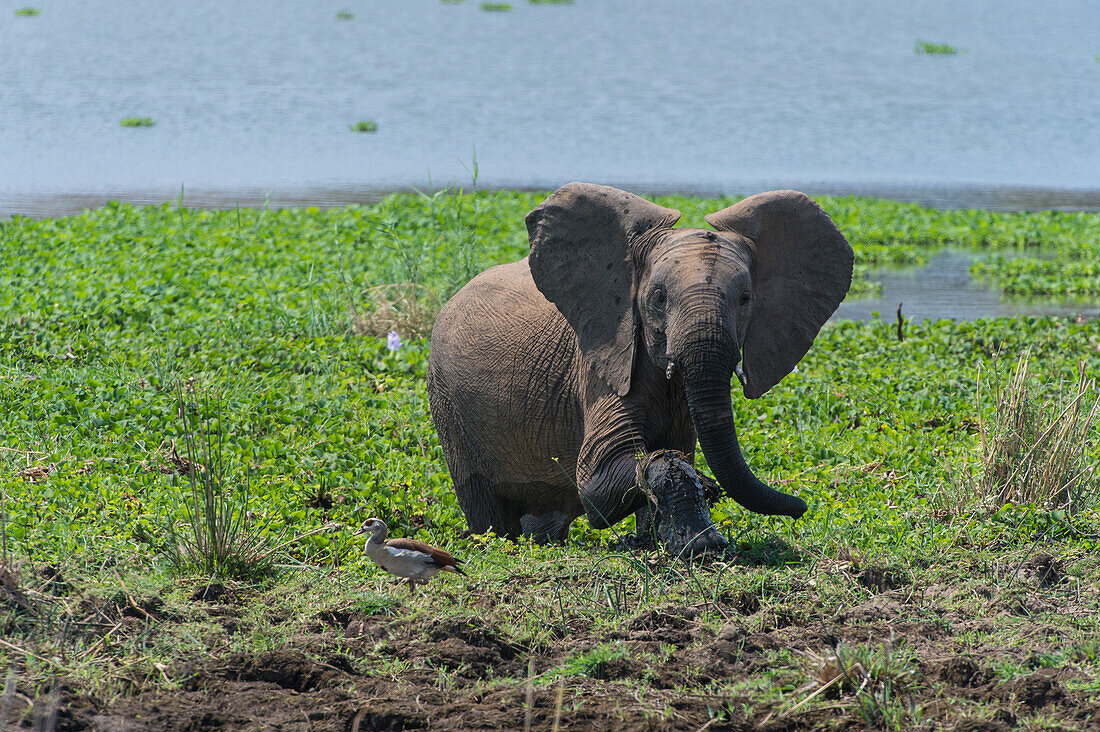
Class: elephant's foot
629,503,657,550
613,505,658,552
520,511,572,543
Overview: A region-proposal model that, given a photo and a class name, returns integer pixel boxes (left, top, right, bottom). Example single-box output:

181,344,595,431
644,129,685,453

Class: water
3,0,1100,219
833,251,1100,322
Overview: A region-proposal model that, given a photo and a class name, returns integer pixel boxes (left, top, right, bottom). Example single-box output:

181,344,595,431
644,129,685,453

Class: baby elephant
427,183,853,557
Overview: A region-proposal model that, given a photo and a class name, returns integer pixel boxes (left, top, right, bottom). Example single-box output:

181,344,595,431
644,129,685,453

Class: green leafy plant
349,120,379,133
914,41,963,55
14,7,40,16
119,117,155,128
559,643,631,678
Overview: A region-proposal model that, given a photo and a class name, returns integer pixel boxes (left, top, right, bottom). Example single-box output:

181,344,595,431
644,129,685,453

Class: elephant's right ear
528,183,680,397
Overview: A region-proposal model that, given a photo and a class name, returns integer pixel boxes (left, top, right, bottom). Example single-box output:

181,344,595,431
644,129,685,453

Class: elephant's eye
740,291,751,306
651,287,667,309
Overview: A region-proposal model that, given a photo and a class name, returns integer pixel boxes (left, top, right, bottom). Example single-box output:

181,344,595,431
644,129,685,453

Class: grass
119,117,155,128
0,190,1099,727
14,7,39,16
160,388,282,580
914,40,964,55
349,120,378,133
979,351,1099,510
794,642,922,728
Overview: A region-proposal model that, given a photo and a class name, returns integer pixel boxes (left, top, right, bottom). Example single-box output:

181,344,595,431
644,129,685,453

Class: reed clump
979,351,1100,509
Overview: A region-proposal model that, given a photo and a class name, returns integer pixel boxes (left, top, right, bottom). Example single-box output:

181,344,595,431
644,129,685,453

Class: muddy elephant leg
697,472,724,506
630,503,657,550
636,450,728,557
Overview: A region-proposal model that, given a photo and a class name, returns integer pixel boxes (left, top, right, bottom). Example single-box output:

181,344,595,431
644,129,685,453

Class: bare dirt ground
7,552,1099,732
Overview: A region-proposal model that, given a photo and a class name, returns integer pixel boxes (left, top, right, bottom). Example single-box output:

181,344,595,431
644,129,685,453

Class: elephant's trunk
679,344,808,519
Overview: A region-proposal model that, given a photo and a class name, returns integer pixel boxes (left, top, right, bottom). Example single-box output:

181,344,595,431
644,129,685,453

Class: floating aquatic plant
15,7,40,16
480,2,512,10
119,117,156,128
350,120,379,133
914,41,963,55
336,10,354,20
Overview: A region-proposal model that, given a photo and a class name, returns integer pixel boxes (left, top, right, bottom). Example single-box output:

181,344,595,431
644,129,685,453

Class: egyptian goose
354,518,465,594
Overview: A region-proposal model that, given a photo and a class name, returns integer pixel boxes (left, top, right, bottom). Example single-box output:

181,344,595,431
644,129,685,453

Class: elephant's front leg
578,453,649,531
605,449,728,557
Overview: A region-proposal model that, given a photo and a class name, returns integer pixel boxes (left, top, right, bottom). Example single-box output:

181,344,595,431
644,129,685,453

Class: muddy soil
4,565,1100,731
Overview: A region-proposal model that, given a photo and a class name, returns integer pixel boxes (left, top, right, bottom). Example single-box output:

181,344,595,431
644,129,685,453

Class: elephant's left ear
528,183,681,397
706,191,853,399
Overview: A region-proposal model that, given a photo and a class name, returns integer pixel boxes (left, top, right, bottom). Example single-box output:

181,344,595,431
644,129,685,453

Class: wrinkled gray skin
427,183,853,557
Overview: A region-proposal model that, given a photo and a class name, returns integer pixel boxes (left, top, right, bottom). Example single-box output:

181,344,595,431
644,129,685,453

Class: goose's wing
387,538,462,570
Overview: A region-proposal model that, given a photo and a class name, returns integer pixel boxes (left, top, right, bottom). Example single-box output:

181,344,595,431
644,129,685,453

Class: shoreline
5,180,1100,220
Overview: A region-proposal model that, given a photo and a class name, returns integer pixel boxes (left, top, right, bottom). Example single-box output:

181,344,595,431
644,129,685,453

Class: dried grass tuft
14,465,50,483
979,351,1100,509
351,283,441,340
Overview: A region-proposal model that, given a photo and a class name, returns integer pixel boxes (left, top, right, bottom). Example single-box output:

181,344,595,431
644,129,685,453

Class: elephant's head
527,183,853,519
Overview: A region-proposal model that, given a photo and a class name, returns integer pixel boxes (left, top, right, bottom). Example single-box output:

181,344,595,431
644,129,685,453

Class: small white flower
386,330,402,352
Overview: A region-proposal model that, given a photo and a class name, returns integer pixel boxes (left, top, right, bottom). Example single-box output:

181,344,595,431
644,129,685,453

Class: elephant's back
431,258,559,362
428,257,583,482
432,259,544,341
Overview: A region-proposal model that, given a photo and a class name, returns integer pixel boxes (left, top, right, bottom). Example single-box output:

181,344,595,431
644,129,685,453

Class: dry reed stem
979,352,1099,508
351,282,441,339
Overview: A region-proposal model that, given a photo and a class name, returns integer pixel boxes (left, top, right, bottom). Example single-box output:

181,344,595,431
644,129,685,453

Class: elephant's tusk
666,361,675,380
735,362,748,387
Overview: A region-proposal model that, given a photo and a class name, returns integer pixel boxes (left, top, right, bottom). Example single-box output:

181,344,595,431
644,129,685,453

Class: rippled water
3,0,1100,218
833,251,1100,322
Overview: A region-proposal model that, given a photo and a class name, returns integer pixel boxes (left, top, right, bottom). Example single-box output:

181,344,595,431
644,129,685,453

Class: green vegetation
14,7,39,16
1,190,1098,727
480,2,512,10
914,40,964,55
349,119,378,133
529,0,574,4
335,10,354,20
119,117,155,128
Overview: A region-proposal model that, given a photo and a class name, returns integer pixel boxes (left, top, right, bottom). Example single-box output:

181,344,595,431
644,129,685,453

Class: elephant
426,183,853,557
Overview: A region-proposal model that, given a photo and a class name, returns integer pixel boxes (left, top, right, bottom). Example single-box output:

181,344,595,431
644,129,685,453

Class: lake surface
3,0,1100,218
833,251,1100,322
